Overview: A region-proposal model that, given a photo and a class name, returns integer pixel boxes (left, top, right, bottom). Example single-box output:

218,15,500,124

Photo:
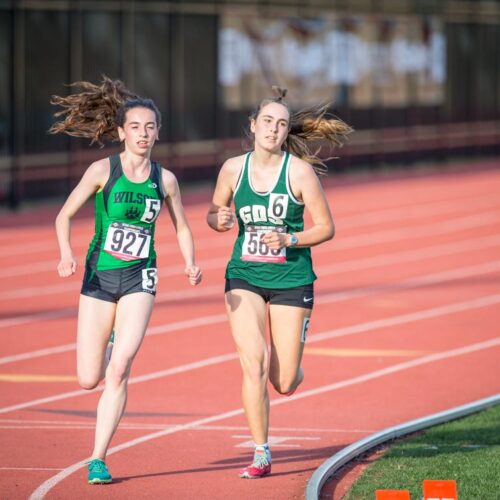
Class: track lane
0,165,499,499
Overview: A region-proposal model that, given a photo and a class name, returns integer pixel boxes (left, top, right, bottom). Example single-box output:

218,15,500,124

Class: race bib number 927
104,222,151,261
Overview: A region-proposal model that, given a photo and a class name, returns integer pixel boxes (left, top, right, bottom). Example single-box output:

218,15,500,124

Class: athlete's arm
262,158,334,250
162,169,202,286
55,159,109,277
207,157,241,232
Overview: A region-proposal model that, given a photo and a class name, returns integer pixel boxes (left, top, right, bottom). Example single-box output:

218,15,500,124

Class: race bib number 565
104,222,151,261
241,225,286,263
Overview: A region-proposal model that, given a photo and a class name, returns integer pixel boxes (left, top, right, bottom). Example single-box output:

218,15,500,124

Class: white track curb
305,393,500,500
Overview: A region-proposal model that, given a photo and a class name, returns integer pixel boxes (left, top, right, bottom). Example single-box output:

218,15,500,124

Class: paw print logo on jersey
125,207,141,220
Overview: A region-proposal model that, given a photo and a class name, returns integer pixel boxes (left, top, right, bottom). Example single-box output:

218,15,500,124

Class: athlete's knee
78,372,100,390
105,358,132,387
241,359,268,386
271,378,294,394
270,369,303,394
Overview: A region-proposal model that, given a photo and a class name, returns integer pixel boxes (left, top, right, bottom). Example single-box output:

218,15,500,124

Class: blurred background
0,0,499,209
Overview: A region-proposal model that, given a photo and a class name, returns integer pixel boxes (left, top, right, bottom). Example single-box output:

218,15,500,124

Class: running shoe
87,458,112,484
284,387,296,396
239,448,272,479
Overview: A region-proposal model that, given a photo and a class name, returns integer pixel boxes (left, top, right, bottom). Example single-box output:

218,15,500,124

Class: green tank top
225,151,316,288
86,155,165,271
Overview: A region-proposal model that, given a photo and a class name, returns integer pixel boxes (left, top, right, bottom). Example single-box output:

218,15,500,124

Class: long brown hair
48,76,161,146
248,86,353,175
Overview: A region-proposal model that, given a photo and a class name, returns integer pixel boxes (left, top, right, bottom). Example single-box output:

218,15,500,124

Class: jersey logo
125,207,141,220
148,182,157,189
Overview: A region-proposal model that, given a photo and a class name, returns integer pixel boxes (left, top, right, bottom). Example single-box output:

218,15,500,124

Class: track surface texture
0,160,499,499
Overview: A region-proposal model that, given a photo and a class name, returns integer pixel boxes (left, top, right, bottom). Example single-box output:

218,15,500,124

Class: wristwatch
288,233,298,247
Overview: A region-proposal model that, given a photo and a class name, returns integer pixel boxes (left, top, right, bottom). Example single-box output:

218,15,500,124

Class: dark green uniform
226,151,316,289
86,154,164,271
81,155,165,302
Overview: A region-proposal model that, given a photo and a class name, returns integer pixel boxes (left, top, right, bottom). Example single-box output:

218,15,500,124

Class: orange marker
376,490,411,500
423,479,458,500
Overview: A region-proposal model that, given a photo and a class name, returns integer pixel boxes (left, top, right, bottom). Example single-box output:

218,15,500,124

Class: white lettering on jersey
239,195,289,225
239,206,253,224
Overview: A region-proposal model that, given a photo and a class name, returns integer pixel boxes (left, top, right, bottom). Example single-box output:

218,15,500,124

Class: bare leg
91,292,154,460
225,289,269,444
77,295,116,389
268,305,311,395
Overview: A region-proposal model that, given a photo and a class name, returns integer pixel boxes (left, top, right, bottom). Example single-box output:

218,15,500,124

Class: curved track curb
305,393,500,500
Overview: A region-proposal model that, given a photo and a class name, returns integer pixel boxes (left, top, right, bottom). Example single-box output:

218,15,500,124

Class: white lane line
4,232,500,301
314,294,500,342
0,353,237,415
317,260,500,305
2,257,500,363
331,211,500,251
0,280,222,304
335,193,500,229
1,467,63,471
0,313,227,365
29,335,500,500
2,208,500,280
0,287,223,329
0,307,76,329
0,422,374,433
318,233,500,276
2,221,500,329
1,190,497,259
2,291,500,415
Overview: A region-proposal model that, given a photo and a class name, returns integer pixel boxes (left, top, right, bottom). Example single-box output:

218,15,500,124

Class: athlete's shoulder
220,154,247,175
288,155,316,180
218,154,246,188
288,155,320,201
88,157,110,173
159,165,176,183
159,166,179,197
84,158,111,187
288,154,314,172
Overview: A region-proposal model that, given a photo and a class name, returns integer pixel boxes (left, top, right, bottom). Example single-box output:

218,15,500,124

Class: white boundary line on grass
305,393,500,500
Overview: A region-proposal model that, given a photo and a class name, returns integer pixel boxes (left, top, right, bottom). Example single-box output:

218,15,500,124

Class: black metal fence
0,0,499,207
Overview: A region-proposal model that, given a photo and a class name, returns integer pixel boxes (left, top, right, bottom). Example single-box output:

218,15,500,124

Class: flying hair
249,86,353,175
48,76,161,147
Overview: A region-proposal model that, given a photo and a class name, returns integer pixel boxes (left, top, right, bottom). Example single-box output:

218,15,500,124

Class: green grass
345,404,500,500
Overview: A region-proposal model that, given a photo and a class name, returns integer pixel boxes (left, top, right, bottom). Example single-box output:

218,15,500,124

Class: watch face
290,234,298,246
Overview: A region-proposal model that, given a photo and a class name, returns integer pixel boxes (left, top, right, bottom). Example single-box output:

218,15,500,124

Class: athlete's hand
57,255,77,277
217,206,235,230
260,231,287,250
185,265,202,286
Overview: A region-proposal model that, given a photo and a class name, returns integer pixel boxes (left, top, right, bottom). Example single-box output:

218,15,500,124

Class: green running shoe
87,458,112,484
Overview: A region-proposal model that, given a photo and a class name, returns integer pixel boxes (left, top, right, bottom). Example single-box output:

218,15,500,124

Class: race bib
104,222,151,261
142,268,158,292
241,225,286,263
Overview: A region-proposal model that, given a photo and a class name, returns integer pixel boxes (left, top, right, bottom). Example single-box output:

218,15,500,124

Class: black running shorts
81,259,158,303
225,278,314,309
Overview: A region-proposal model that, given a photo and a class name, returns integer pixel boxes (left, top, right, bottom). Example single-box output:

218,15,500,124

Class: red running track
0,160,499,499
